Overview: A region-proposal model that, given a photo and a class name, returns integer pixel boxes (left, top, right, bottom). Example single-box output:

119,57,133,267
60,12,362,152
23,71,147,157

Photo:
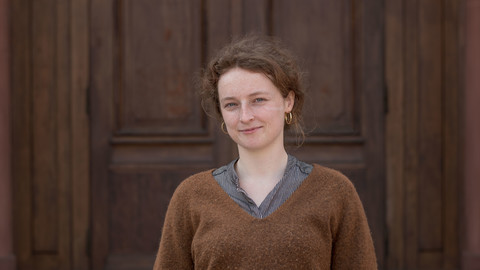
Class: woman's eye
253,98,266,103
224,103,237,108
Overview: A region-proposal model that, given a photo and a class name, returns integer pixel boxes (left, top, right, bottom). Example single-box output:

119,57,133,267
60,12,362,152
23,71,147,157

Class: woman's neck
235,145,289,184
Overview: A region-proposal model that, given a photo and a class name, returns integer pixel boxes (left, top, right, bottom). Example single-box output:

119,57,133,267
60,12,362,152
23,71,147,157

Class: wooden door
90,0,384,269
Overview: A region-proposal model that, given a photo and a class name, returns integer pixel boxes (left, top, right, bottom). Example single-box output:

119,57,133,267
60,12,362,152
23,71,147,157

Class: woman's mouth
239,126,261,134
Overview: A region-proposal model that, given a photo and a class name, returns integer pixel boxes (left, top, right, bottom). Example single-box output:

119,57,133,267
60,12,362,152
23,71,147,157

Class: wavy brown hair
199,34,306,142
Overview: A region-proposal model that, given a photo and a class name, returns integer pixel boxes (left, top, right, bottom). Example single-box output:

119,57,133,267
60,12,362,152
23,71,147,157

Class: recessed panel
118,0,205,135
272,0,359,135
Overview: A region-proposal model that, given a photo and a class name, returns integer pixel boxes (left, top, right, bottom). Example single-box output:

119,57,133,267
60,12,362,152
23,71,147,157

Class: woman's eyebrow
220,96,236,103
248,91,269,97
220,91,270,103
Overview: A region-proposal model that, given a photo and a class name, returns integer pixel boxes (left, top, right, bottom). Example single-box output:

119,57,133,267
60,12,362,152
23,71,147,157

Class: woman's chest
190,207,333,268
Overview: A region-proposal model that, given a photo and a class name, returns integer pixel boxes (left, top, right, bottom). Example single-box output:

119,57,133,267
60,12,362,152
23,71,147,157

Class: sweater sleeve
331,177,377,270
153,181,195,270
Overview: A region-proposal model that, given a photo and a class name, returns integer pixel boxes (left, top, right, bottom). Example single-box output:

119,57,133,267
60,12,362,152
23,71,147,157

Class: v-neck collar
208,163,319,221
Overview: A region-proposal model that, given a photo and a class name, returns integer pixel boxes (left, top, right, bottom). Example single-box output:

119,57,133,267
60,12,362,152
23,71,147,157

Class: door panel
90,0,384,269
119,0,205,135
274,0,359,134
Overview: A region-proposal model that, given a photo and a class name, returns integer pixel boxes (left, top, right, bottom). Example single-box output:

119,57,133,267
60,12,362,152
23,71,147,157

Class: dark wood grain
90,0,114,268
11,0,33,267
71,0,91,268
386,0,461,268
11,0,463,269
385,0,406,268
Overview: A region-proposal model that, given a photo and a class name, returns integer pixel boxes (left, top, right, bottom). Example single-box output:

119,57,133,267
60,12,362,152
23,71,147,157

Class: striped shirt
212,155,313,219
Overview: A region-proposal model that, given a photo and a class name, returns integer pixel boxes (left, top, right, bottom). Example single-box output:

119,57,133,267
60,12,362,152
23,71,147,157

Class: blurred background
0,0,479,269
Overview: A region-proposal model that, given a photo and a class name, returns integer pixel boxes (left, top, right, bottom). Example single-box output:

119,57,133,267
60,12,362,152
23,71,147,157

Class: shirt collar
222,155,299,188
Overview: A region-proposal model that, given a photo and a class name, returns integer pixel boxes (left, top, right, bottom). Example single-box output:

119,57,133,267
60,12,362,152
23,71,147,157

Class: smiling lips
239,126,262,134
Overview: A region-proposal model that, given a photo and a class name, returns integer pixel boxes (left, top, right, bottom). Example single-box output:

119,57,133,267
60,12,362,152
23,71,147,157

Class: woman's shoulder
174,169,216,195
164,169,217,212
305,164,365,213
308,164,357,195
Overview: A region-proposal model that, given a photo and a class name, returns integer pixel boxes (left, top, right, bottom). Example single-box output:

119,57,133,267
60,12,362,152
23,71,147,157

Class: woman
153,35,377,269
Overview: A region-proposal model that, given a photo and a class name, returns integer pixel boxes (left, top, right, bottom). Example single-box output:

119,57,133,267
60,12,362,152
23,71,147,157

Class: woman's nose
239,104,254,122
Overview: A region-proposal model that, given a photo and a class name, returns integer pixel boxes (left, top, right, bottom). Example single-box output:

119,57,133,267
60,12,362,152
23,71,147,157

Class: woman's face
218,67,294,153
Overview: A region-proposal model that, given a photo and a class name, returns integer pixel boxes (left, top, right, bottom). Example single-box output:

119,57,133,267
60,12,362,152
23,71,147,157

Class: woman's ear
285,91,295,112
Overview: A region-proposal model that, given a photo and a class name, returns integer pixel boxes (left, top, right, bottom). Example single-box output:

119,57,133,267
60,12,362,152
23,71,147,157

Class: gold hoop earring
221,122,228,134
285,112,293,125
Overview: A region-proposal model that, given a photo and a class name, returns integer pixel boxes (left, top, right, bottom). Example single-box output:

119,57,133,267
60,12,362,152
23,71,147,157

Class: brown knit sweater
153,164,377,269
